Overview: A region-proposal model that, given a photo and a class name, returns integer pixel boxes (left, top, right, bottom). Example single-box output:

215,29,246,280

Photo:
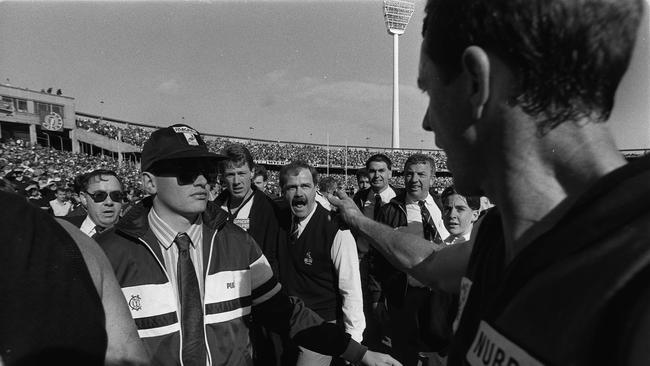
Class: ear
462,46,490,120
471,209,480,223
387,169,393,179
142,172,158,195
79,192,88,208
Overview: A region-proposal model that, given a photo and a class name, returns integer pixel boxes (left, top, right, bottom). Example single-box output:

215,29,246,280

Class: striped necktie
418,200,439,242
174,232,206,366
289,216,300,243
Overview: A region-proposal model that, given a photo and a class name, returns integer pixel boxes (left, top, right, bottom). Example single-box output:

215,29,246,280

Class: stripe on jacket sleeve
205,296,253,324
122,282,177,319
205,269,251,303
121,283,180,338
249,254,281,305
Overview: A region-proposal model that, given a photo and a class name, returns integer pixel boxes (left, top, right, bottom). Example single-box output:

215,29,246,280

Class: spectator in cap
62,170,124,238
95,124,399,366
25,183,49,211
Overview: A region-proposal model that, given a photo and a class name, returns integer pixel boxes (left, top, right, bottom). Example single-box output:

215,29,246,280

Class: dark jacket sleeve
252,291,368,363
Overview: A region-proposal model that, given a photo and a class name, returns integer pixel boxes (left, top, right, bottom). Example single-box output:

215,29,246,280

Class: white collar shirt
148,208,205,303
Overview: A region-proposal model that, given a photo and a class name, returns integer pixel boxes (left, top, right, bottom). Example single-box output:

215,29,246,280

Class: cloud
156,79,181,95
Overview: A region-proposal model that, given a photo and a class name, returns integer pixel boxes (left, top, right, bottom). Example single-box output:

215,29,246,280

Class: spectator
48,186,72,217
62,170,124,238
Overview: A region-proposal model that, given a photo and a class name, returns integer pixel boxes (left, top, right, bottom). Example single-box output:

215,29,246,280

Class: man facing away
96,124,399,366
277,161,365,366
63,169,124,238
327,0,650,365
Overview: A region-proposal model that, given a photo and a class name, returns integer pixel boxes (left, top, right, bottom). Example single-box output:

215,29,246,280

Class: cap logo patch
172,126,200,146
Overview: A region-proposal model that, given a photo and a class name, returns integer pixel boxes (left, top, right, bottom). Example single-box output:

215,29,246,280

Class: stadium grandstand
1,81,648,198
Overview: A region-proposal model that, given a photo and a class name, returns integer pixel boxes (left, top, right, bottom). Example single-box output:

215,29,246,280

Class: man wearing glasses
65,169,124,238
96,124,399,366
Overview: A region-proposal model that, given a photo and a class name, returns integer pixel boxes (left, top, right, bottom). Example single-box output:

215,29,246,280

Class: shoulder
61,214,86,228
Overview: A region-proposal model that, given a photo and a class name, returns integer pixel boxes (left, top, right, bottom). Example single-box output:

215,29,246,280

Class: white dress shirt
80,215,98,237
293,204,366,342
148,208,205,303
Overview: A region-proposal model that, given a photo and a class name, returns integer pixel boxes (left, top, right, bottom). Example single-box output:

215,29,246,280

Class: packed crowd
75,116,450,171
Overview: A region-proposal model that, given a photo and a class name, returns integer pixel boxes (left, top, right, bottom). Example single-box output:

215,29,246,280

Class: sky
0,0,648,150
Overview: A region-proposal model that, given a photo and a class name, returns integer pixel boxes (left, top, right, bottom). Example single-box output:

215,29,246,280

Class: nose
422,109,432,132
194,173,208,186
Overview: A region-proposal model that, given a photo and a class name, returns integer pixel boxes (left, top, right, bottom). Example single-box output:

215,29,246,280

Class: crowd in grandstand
76,116,450,171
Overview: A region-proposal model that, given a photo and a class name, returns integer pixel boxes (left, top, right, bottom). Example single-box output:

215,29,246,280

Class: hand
327,190,364,225
360,350,402,366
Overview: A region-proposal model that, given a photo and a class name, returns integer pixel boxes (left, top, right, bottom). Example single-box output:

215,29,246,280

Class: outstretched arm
327,191,471,293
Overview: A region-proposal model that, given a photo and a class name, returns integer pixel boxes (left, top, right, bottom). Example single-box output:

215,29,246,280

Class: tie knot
175,232,192,251
94,225,105,234
418,200,426,208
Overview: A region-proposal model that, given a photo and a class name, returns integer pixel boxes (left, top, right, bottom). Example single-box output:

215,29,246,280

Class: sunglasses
151,162,218,186
84,190,125,203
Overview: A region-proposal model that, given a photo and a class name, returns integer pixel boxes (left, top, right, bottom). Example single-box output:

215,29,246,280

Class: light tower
384,0,415,149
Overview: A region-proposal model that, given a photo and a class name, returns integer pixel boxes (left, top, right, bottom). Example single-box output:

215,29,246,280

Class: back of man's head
422,0,644,130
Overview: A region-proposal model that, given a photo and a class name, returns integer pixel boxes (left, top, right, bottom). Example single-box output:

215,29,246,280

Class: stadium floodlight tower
384,0,414,149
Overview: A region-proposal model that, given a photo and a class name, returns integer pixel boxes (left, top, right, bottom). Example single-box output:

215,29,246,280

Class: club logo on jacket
129,294,142,311
304,251,313,265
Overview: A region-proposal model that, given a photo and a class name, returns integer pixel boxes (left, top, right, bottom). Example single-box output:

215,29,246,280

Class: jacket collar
115,195,229,240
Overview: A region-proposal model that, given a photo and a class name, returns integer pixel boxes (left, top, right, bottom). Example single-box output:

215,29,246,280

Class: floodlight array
384,0,415,35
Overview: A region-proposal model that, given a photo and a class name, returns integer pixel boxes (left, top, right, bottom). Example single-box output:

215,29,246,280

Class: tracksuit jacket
96,197,366,366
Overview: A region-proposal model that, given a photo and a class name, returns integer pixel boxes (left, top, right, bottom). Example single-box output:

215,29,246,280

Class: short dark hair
365,154,392,170
253,165,268,181
318,176,338,194
219,143,255,171
356,168,370,181
279,160,318,189
74,169,123,194
440,185,481,210
403,154,436,176
422,0,644,131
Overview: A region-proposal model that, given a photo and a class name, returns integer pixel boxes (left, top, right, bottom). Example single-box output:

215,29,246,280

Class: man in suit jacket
63,169,124,238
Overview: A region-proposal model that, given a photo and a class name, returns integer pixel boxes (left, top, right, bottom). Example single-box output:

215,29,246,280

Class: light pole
384,0,415,150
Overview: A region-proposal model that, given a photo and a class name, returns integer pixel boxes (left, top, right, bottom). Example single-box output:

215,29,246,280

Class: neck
373,185,388,195
230,189,253,208
483,112,626,262
406,192,428,203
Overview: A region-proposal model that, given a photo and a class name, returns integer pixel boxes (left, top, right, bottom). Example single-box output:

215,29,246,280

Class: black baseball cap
141,124,225,172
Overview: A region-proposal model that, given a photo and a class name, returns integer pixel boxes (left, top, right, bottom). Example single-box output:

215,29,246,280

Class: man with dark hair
352,154,401,351
252,164,269,194
328,0,650,365
355,168,371,193
373,153,448,365
63,169,124,238
97,125,398,366
277,161,365,366
439,186,480,245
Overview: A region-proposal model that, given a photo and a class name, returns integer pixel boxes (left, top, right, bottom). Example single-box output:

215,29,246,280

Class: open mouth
292,198,307,209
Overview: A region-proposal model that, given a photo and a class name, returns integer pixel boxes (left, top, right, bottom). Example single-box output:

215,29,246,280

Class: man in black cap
96,124,400,366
